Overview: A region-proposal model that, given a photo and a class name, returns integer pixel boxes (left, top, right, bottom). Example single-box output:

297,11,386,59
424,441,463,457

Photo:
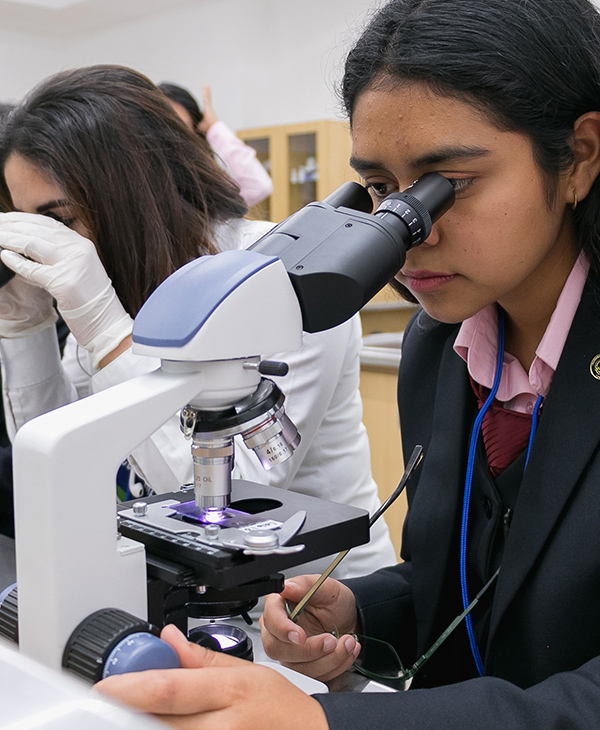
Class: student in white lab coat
0,64,395,580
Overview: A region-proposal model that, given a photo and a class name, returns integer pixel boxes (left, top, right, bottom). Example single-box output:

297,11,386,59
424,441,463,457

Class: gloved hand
0,272,57,338
0,212,133,369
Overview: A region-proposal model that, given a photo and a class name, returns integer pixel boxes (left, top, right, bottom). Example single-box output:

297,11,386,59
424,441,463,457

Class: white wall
0,0,384,130
0,28,64,103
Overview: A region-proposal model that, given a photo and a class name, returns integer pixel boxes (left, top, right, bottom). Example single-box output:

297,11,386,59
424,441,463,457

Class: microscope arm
13,251,303,670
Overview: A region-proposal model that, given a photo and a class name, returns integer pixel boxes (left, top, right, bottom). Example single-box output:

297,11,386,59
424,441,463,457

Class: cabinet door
238,120,358,222
288,132,318,215
241,136,272,222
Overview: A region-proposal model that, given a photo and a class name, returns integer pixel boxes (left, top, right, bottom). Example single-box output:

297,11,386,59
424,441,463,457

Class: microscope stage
118,480,369,590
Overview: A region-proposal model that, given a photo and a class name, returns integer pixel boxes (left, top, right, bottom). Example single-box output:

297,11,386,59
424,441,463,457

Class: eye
44,211,76,228
445,177,474,194
365,181,398,201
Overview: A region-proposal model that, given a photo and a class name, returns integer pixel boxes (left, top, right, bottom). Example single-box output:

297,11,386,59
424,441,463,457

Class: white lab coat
0,218,396,579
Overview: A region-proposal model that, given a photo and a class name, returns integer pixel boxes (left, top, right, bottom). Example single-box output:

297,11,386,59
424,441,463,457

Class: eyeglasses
328,567,499,689
287,444,498,687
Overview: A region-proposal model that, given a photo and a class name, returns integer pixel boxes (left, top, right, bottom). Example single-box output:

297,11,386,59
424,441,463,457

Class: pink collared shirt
454,251,589,413
206,121,273,208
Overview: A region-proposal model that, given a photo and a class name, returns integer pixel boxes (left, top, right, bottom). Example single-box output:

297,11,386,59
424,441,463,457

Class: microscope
0,173,454,682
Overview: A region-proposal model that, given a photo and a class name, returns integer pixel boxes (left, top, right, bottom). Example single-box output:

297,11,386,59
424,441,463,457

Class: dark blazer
316,283,600,728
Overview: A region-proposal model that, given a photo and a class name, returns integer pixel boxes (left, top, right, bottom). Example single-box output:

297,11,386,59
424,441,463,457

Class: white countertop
360,332,403,368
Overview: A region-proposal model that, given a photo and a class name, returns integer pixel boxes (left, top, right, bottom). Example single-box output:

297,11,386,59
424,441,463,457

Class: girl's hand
96,624,329,730
260,575,361,682
197,85,219,133
0,271,56,338
0,212,132,369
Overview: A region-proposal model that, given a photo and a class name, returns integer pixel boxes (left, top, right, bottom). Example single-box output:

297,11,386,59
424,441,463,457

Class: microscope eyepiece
373,172,455,252
250,171,455,332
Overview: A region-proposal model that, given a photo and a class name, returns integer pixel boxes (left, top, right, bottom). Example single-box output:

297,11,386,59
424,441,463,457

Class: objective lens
241,408,300,471
191,436,234,510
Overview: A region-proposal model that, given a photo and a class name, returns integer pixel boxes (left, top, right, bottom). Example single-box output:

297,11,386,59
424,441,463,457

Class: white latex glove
0,212,133,369
0,272,57,338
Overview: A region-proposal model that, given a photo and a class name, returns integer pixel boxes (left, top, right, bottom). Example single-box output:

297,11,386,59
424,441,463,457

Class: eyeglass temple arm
288,445,424,623
403,566,501,680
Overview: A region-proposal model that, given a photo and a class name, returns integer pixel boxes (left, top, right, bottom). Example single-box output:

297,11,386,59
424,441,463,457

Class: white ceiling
0,0,198,36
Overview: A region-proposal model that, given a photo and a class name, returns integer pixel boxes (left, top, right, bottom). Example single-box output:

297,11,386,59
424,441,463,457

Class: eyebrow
350,145,491,173
35,199,70,214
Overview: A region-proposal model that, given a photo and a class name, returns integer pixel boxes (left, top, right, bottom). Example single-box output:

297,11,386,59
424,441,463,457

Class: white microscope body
7,173,455,676
11,250,303,670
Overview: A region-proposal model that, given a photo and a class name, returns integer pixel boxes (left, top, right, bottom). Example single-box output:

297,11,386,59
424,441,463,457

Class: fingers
0,211,65,230
0,250,49,287
0,229,76,270
0,213,93,262
261,589,308,646
261,575,343,645
201,85,212,108
261,617,360,682
280,633,361,683
0,213,76,254
96,626,252,715
0,249,26,274
260,591,360,682
159,625,242,670
280,575,321,603
97,655,329,730
97,666,233,716
96,643,283,718
0,232,55,263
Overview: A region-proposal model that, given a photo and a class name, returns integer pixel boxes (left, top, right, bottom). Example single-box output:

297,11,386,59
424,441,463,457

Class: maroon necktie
470,378,540,478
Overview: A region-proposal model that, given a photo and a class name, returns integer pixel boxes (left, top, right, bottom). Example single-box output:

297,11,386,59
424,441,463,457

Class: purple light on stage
204,507,225,524
166,501,257,528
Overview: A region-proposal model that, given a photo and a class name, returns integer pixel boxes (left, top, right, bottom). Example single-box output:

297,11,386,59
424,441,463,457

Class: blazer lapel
488,289,600,643
408,340,473,648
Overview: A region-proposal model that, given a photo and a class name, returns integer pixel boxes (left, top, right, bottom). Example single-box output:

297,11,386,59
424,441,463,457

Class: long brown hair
0,65,248,316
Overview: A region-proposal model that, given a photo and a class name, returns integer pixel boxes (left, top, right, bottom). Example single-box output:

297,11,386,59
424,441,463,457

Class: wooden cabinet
359,332,407,557
360,361,406,557
237,120,358,222
360,286,418,336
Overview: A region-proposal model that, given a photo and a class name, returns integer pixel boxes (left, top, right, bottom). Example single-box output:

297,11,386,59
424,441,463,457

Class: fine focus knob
63,608,179,683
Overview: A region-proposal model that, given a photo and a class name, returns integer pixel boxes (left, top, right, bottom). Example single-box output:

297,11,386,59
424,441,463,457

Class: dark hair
0,65,247,316
0,104,13,122
158,82,204,129
0,104,14,140
342,0,600,300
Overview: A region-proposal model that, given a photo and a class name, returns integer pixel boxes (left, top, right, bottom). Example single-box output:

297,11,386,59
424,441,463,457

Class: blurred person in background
159,82,273,207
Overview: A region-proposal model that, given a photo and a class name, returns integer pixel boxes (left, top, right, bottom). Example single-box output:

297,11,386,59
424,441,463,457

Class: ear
569,111,600,204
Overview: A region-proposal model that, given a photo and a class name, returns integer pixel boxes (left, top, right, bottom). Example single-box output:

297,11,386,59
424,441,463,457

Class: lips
402,270,456,293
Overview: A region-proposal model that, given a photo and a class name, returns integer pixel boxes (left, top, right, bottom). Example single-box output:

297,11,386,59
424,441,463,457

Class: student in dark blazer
96,0,600,728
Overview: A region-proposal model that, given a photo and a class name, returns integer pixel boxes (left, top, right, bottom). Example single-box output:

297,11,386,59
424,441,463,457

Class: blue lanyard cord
460,308,505,676
459,309,544,676
525,394,544,469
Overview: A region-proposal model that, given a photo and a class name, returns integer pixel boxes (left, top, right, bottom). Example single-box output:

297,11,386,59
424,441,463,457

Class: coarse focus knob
62,608,179,683
0,584,18,644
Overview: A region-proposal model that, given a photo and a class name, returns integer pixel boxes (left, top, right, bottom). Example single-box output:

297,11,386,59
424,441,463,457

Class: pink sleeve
206,121,273,207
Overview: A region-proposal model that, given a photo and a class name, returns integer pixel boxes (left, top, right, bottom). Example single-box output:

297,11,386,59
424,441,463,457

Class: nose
422,221,441,247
